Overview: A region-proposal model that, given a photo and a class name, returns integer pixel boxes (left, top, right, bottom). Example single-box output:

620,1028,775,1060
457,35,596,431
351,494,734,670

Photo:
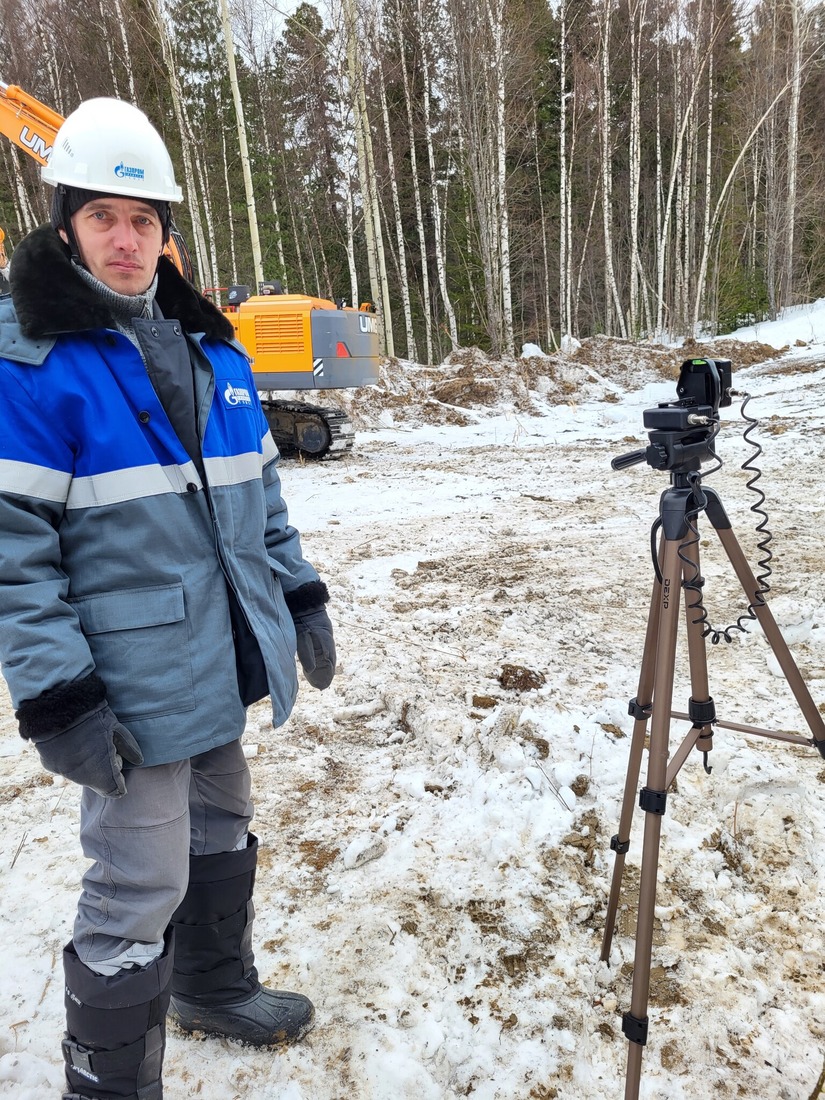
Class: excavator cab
227,285,251,308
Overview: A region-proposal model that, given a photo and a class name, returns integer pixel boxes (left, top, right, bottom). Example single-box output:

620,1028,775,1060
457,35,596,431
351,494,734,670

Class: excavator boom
0,83,61,164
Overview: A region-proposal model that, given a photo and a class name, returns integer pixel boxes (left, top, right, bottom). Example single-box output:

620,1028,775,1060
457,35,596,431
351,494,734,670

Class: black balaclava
50,184,172,262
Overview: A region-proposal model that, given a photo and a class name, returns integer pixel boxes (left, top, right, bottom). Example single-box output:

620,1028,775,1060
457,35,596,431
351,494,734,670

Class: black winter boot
169,834,315,1047
61,930,173,1100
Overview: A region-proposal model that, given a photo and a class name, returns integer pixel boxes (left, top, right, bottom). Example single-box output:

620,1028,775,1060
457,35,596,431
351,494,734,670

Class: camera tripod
600,470,825,1100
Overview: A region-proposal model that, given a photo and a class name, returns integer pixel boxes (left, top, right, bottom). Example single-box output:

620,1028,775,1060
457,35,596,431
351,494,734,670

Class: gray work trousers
74,740,253,970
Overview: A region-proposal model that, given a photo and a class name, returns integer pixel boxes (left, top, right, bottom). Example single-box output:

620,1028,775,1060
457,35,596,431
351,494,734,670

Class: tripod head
613,357,733,476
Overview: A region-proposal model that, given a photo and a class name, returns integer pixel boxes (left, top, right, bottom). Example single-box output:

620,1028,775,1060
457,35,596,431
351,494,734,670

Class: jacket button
138,410,150,424
151,326,160,337
173,325,182,336
186,483,199,493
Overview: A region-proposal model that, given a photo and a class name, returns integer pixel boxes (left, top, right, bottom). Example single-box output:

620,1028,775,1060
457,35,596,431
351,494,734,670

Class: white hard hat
42,98,182,202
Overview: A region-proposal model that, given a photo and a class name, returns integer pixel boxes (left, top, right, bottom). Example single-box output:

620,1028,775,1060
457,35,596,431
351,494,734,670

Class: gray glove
293,606,336,690
29,702,144,798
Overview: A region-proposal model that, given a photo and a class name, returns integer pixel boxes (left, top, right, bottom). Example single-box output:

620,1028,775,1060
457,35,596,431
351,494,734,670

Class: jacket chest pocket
68,582,195,721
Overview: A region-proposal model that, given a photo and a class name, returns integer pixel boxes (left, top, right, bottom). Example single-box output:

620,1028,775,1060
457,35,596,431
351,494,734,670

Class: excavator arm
0,82,61,164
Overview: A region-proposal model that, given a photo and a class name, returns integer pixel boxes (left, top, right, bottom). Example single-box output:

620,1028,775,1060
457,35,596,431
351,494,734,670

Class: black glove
293,606,336,690
29,702,144,798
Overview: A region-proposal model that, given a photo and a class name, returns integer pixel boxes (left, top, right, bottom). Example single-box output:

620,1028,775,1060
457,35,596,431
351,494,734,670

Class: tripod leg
675,534,717,770
711,518,825,749
600,574,661,964
623,535,684,1100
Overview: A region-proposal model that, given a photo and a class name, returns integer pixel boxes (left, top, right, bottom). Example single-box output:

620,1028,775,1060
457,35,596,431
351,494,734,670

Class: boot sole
168,1004,316,1048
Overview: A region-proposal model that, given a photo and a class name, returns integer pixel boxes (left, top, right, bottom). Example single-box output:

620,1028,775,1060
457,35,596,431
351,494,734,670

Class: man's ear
58,227,69,245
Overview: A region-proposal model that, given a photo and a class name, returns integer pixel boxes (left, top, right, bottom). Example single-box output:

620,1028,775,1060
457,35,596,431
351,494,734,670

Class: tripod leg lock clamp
689,695,716,727
628,697,652,721
610,834,630,855
639,786,668,815
622,1012,649,1046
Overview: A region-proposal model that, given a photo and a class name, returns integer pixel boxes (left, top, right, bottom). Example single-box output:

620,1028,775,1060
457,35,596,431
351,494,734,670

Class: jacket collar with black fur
8,224,234,343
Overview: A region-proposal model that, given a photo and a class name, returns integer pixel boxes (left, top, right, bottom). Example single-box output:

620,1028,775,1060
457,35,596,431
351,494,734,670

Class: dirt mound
303,336,787,431
570,334,682,382
681,337,783,366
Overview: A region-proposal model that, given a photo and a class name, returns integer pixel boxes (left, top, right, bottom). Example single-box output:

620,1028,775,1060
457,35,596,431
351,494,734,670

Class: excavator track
261,399,355,460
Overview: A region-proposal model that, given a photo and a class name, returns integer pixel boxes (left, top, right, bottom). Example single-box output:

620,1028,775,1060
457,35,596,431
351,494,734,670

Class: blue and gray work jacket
0,226,319,765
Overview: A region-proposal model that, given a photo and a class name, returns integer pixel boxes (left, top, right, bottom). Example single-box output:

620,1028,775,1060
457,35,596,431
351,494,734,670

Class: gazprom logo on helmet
224,381,253,408
114,162,146,181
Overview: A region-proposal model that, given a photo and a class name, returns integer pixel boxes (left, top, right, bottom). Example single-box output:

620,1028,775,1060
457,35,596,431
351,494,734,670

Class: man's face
60,196,164,295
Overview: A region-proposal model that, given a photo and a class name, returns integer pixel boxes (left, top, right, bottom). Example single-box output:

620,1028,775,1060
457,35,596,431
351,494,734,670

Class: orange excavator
0,81,379,457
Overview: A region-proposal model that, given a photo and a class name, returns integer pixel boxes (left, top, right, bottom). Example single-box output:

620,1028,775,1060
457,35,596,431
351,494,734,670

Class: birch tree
416,0,459,353
396,0,435,362
375,39,418,359
559,0,572,340
595,0,627,337
338,0,395,353
219,0,264,288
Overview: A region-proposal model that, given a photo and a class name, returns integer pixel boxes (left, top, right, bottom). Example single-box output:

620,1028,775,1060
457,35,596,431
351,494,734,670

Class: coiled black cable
679,445,717,638
679,393,771,643
739,392,773,600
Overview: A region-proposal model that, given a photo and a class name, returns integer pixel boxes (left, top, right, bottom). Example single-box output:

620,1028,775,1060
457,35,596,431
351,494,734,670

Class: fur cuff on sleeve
15,673,107,740
283,581,329,615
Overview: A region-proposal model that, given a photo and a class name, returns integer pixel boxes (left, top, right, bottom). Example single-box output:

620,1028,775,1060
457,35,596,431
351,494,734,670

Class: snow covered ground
2,302,825,1099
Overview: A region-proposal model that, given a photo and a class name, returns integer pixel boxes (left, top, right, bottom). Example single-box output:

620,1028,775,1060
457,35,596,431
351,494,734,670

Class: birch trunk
654,18,711,338
192,148,221,295
110,0,138,102
654,8,665,337
253,72,288,289
627,0,646,337
559,0,570,339
489,0,514,357
783,0,803,307
534,114,554,350
99,0,121,95
377,46,417,360
331,53,359,307
219,0,263,289
343,0,381,323
397,0,433,362
218,105,239,286
282,147,308,292
417,0,458,352
338,96,360,306
597,0,627,338
357,55,395,355
4,144,37,233
692,79,800,332
149,0,211,289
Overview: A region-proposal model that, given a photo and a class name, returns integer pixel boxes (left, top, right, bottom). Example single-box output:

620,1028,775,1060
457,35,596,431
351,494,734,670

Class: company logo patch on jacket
223,380,253,408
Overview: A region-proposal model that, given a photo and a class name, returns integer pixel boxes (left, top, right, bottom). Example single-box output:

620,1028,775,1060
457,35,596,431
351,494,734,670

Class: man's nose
112,222,140,251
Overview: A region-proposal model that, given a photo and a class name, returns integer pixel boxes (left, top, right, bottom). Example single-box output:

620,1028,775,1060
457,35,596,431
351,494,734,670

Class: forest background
1,0,824,364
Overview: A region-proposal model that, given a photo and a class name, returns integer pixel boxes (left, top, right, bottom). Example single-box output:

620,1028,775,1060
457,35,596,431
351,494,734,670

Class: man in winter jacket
0,97,335,1099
